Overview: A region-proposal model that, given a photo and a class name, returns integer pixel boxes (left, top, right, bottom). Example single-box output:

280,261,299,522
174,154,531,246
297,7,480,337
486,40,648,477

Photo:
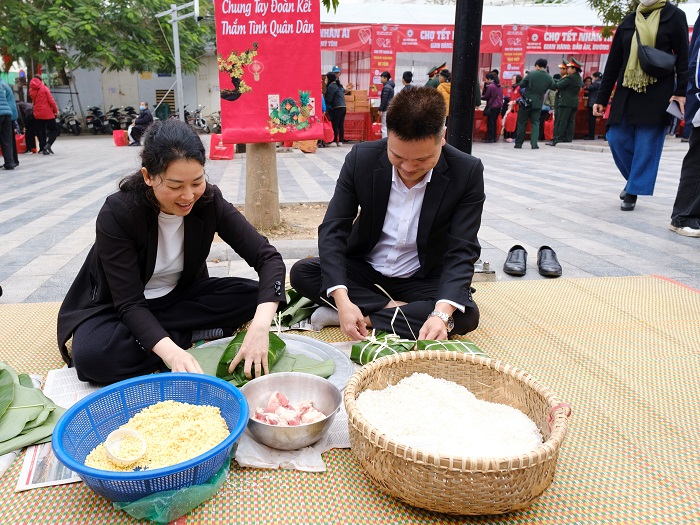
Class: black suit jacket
57,184,285,364
318,139,485,308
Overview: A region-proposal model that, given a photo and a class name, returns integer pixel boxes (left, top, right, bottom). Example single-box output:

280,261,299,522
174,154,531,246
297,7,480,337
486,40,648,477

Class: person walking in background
425,63,446,88
401,71,416,91
378,71,395,139
324,72,347,147
436,69,452,129
28,77,59,155
514,58,553,150
584,72,603,140
669,9,700,237
16,101,35,154
0,78,18,170
481,72,503,143
593,0,688,212
548,58,583,146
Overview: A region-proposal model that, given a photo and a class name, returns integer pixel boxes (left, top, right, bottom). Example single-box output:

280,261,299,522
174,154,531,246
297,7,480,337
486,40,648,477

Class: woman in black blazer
57,119,285,384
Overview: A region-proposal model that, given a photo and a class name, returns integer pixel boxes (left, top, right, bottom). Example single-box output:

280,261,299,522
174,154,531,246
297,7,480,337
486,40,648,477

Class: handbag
517,97,532,109
322,115,334,143
635,30,677,78
482,106,492,117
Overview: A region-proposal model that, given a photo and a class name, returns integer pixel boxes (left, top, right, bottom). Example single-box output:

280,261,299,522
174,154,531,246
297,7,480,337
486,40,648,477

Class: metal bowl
240,372,342,451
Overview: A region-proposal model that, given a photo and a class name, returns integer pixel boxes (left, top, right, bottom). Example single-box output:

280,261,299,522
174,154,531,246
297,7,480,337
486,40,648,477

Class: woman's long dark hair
119,119,211,211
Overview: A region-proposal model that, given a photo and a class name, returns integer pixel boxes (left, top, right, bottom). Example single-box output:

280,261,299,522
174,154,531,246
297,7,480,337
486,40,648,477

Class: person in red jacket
28,77,59,155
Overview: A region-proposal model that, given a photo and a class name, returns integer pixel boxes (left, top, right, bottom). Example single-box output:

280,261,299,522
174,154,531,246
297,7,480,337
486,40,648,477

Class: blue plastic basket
51,373,249,503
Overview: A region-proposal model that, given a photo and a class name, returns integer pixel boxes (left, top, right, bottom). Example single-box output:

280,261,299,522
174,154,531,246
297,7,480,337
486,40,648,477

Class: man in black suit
291,87,485,340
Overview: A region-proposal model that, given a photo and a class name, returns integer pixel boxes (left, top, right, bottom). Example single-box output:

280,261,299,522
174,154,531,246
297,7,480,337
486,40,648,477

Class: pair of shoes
537,246,563,277
669,223,700,237
621,193,637,211
514,144,522,149
503,245,527,276
546,141,557,147
584,136,595,140
503,245,563,277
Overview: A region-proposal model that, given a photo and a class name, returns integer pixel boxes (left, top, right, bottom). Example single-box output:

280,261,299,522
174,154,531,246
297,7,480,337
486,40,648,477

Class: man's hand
228,324,270,379
592,103,605,117
331,289,369,340
418,316,448,341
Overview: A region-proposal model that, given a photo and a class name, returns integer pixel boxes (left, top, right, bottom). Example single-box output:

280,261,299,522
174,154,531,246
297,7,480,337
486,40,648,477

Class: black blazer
318,139,485,308
596,3,688,126
57,184,285,364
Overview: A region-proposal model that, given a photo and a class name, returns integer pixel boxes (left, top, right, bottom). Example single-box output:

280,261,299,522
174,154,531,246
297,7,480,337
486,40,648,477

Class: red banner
214,0,322,143
395,25,454,52
501,25,527,82
527,26,613,54
481,26,503,54
370,24,398,98
320,24,372,52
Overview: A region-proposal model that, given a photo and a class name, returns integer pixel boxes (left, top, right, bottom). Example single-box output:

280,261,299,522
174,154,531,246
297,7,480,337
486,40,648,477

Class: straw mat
1,275,699,524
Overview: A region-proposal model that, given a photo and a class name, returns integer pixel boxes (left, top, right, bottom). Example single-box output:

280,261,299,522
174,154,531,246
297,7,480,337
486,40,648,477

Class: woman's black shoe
621,194,637,211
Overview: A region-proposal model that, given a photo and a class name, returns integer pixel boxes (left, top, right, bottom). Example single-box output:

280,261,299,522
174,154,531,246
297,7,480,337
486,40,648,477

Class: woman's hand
670,95,686,116
228,302,280,379
152,338,203,374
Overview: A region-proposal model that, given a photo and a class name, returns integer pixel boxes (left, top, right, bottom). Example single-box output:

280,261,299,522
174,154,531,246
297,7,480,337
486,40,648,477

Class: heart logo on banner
376,37,391,48
507,37,521,46
489,30,502,47
359,28,372,44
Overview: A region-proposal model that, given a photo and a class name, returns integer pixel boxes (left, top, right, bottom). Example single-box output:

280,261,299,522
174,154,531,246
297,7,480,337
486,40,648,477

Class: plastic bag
113,456,230,523
322,115,334,143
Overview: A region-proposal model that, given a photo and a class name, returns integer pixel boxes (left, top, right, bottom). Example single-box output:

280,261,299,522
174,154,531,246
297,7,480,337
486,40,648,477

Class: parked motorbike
122,106,137,128
57,104,82,136
209,110,221,134
188,104,210,134
85,106,110,135
106,106,123,131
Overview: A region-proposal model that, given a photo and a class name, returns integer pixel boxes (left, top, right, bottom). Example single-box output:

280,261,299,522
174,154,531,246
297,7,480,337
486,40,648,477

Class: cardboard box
345,102,355,112
344,95,355,102
352,90,368,100
354,101,370,110
354,105,370,113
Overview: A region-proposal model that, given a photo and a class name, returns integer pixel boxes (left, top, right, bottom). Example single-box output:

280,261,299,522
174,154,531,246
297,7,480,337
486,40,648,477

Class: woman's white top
144,212,184,299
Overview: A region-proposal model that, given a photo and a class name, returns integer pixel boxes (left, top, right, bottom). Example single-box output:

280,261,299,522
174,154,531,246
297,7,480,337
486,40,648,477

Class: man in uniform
548,58,583,146
425,63,446,88
514,58,553,150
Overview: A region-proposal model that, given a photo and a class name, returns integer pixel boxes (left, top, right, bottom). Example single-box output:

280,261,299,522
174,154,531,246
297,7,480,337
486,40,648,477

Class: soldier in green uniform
425,63,446,88
514,58,554,149
548,58,584,146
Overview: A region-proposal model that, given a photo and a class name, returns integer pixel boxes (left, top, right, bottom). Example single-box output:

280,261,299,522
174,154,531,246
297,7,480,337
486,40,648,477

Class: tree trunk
245,143,281,230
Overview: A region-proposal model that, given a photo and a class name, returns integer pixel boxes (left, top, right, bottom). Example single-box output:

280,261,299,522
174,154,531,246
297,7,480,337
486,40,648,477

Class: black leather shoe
621,194,637,211
537,246,562,277
546,141,557,146
503,245,527,276
514,144,522,149
619,190,626,200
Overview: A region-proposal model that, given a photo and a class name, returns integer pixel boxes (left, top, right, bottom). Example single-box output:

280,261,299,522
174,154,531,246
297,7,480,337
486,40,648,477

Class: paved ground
1,132,697,305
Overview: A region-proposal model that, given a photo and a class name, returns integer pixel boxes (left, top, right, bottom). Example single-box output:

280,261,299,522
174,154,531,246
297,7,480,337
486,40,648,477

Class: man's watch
427,310,454,332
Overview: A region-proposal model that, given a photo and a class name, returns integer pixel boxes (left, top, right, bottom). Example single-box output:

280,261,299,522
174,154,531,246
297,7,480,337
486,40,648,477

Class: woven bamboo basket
343,351,571,515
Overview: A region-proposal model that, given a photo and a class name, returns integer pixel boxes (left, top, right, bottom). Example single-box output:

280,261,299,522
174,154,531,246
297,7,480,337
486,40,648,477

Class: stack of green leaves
350,331,416,365
271,289,319,329
0,363,65,456
187,332,335,386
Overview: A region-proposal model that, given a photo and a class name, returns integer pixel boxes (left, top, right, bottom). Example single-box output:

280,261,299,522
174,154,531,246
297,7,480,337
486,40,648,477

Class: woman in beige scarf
592,0,688,211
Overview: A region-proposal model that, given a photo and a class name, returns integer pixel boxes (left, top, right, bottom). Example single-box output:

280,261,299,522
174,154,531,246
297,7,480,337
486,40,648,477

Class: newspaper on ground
15,367,100,492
